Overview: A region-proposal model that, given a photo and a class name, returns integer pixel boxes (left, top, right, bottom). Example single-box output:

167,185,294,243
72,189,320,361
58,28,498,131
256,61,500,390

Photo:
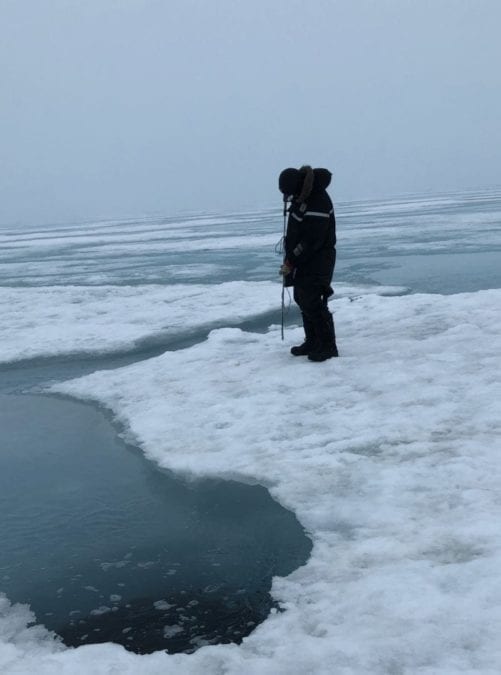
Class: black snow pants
293,283,336,347
292,245,337,355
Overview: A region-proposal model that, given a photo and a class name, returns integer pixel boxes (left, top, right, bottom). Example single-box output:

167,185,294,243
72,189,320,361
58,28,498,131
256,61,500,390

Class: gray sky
1,0,501,226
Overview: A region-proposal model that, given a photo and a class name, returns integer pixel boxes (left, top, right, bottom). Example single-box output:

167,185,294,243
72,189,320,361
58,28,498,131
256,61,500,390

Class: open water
0,394,310,653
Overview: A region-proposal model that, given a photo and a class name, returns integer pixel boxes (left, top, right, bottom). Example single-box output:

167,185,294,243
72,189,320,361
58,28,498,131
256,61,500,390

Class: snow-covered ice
0,282,405,364
0,282,277,363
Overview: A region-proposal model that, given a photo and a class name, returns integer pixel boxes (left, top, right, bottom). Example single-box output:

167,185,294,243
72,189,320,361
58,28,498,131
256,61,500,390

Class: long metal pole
281,200,287,341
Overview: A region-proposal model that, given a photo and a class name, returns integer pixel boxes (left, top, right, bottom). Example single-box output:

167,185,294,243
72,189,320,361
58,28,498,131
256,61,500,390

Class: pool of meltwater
0,394,312,654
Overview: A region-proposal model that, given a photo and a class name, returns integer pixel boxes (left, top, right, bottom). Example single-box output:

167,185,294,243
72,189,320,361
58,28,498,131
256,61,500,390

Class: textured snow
2,289,500,673
0,282,275,363
0,282,404,364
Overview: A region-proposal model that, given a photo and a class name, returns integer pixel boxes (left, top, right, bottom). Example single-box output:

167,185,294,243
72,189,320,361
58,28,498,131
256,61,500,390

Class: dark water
0,394,312,653
336,250,501,295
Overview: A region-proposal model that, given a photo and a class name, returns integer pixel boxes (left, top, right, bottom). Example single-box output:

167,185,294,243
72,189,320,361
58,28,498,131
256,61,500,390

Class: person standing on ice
278,165,338,361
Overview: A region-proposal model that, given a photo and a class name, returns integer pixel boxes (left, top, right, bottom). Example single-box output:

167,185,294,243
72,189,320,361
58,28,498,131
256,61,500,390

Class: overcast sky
1,0,501,226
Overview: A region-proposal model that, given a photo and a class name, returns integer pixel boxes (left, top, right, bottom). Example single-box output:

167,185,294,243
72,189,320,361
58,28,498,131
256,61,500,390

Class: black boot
325,310,339,356
290,314,316,356
307,310,339,362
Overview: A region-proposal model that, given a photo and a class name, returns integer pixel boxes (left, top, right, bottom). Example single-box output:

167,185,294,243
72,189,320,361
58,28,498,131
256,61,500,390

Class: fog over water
2,0,501,226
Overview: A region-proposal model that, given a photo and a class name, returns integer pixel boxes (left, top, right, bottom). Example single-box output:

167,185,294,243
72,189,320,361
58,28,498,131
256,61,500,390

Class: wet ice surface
0,211,281,287
336,190,501,293
0,394,311,653
1,189,501,291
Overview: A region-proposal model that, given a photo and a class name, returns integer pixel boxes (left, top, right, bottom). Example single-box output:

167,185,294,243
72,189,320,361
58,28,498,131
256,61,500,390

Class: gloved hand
279,261,294,276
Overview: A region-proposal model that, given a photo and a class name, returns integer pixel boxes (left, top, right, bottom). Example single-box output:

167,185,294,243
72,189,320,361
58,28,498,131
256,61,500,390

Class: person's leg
290,313,316,355
292,282,338,360
304,250,339,360
312,294,338,360
320,290,338,356
291,284,323,356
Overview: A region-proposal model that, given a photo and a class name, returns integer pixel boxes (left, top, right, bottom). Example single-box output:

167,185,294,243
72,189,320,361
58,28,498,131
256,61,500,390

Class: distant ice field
1,189,500,289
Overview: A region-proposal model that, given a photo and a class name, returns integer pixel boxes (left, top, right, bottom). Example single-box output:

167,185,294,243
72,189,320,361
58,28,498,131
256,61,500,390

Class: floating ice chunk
89,606,111,617
163,624,183,639
100,560,130,571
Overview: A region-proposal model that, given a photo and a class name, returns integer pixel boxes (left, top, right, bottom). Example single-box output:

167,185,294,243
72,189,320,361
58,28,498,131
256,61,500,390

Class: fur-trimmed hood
278,166,332,201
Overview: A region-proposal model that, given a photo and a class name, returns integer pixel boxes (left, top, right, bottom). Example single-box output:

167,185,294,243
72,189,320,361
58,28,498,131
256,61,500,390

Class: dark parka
279,167,336,289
